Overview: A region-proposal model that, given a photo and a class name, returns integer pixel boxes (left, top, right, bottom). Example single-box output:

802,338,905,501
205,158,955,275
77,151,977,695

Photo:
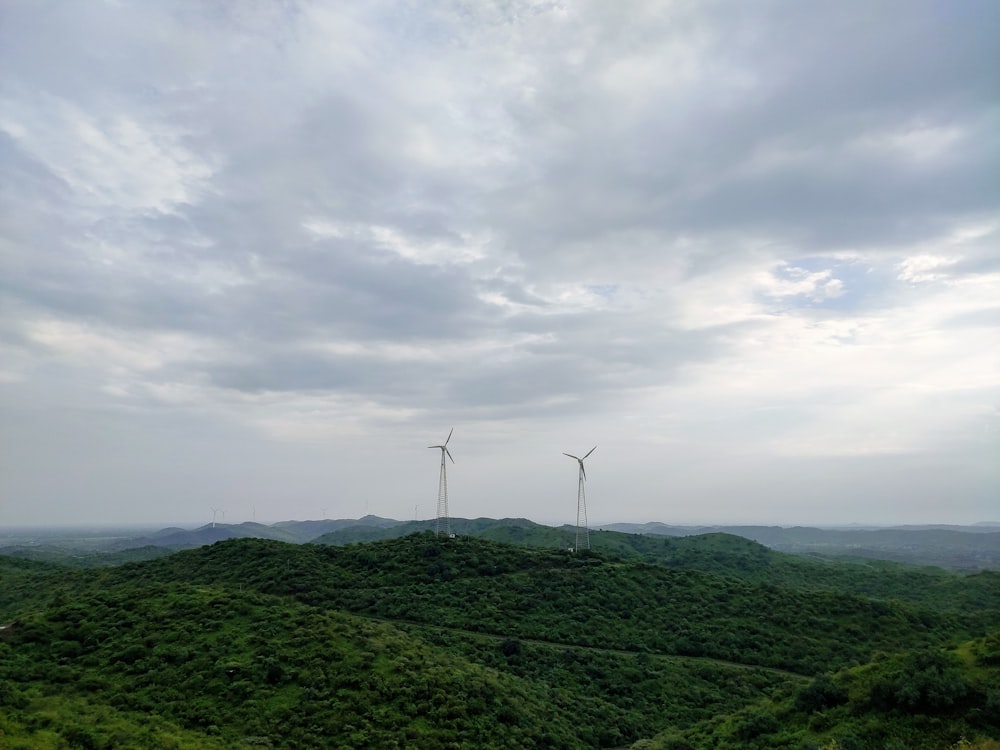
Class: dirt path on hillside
360,613,811,680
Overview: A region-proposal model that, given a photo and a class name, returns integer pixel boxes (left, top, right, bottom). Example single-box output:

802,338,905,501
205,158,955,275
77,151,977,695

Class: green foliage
642,637,1000,750
1,530,998,749
795,673,848,713
0,691,231,749
86,533,991,677
398,621,793,745
0,584,592,748
868,649,972,713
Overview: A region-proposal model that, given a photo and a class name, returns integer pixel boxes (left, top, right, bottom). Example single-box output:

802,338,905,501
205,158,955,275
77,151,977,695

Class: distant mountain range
600,522,1000,569
1,516,997,569
116,515,404,549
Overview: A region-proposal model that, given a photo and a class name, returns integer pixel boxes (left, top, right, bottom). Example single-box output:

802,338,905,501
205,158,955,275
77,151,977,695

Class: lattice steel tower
563,446,595,552
428,428,455,537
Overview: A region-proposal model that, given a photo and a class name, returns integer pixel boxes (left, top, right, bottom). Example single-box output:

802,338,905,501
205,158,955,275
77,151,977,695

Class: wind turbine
563,446,596,552
210,507,224,529
428,428,455,537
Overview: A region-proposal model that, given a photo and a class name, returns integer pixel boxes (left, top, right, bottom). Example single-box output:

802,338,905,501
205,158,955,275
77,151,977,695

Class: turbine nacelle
428,428,455,463
563,446,596,479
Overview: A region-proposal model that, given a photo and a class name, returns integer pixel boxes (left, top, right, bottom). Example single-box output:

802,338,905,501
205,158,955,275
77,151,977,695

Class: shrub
795,673,848,713
869,650,971,713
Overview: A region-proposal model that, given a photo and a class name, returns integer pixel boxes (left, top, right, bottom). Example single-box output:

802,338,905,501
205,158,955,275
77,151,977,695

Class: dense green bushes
77,534,989,676
795,673,848,713
641,637,1000,749
868,650,972,713
1,585,593,748
1,532,997,749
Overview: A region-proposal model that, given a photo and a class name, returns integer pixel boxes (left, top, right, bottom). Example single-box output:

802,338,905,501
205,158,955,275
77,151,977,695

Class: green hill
1,532,997,748
584,530,1000,616
1,584,592,748
315,524,1000,618
309,516,556,545
642,633,1000,749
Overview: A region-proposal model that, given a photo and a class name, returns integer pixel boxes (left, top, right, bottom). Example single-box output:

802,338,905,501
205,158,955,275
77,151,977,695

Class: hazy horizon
3,515,998,536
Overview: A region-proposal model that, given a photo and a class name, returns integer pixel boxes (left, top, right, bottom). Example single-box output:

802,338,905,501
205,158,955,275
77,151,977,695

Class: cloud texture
1,0,997,526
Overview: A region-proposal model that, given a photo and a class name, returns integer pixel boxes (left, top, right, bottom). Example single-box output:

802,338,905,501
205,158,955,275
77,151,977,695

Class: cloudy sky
1,1,997,529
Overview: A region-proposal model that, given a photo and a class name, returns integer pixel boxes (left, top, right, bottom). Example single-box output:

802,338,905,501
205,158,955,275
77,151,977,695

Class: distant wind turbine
210,507,224,529
563,446,596,552
428,428,455,537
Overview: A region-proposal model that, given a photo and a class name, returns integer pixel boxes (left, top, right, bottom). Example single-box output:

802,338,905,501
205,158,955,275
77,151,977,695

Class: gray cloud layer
1,0,997,526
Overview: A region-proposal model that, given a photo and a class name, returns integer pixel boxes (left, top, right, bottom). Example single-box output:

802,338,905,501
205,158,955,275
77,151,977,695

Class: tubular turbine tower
563,446,596,552
428,428,455,537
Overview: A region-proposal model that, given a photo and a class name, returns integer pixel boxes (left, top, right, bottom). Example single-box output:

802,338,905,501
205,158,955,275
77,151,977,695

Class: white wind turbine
563,446,596,552
428,428,455,537
210,507,224,529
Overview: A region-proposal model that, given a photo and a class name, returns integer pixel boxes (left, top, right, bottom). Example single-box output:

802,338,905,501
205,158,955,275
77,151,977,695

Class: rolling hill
2,531,998,748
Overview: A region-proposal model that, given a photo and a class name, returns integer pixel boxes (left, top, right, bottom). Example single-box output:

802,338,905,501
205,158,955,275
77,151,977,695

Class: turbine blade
445,427,453,445
581,464,587,480
446,448,455,464
563,453,579,460
584,446,597,459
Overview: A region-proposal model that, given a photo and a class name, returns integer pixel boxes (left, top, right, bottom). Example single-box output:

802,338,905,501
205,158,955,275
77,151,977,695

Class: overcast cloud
1,0,997,528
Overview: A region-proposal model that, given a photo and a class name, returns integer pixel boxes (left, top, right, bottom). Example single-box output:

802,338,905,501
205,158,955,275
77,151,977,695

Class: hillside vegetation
1,532,997,749
310,517,1000,570
643,633,1000,749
